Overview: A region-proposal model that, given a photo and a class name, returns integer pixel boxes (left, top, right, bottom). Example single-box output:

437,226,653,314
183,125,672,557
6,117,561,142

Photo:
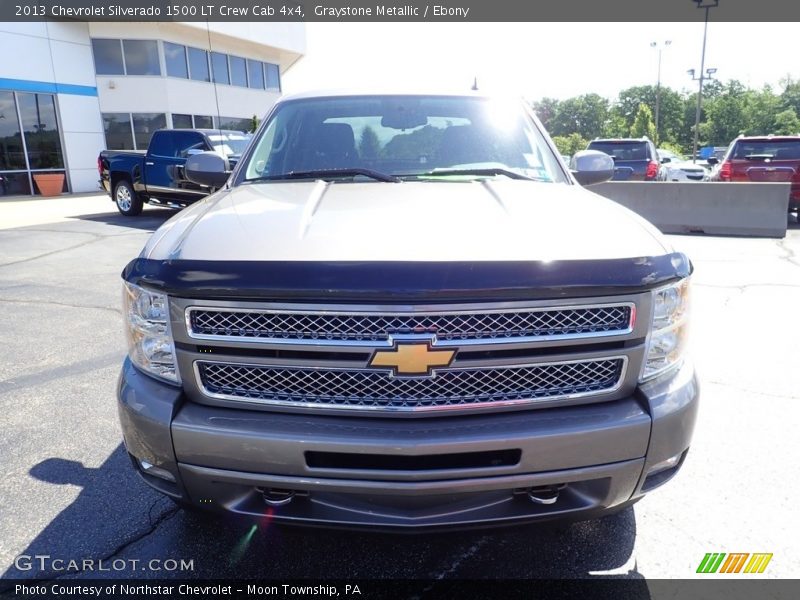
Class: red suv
710,135,800,211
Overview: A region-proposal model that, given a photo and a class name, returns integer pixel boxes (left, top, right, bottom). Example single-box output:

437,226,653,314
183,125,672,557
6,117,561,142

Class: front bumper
117,358,699,530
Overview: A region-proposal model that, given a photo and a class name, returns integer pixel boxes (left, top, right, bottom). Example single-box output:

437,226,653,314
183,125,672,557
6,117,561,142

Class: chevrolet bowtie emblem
369,341,455,376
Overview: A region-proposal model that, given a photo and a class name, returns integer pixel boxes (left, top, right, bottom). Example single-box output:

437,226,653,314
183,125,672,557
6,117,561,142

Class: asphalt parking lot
0,193,798,583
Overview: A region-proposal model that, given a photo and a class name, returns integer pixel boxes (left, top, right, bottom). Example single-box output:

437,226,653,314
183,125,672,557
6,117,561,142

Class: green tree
548,93,609,139
358,125,381,158
613,85,683,145
701,80,749,146
779,76,800,115
630,103,657,140
550,132,588,156
773,109,800,135
602,112,630,138
532,97,560,131
743,85,781,136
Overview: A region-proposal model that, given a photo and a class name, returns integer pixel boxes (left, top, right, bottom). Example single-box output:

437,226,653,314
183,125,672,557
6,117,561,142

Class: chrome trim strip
192,355,628,413
184,301,636,347
147,184,207,195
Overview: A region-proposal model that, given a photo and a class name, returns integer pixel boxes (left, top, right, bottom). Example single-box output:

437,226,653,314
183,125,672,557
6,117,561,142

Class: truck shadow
73,207,175,232
2,446,645,595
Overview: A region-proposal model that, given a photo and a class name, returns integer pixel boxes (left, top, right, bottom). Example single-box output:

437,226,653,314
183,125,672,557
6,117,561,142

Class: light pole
688,66,717,162
650,40,671,146
690,0,719,163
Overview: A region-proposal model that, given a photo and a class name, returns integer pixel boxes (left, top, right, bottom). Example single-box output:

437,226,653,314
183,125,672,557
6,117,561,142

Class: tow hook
258,488,297,506
525,484,565,505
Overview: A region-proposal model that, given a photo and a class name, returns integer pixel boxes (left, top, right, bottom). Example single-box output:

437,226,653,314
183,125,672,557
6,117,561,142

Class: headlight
122,281,179,384
640,278,690,382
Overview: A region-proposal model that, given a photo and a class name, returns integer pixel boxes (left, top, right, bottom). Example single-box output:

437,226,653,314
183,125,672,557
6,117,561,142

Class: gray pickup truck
117,91,698,530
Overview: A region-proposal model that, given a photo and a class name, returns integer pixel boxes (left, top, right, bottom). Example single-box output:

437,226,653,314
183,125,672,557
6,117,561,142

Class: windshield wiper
247,168,401,183
409,167,543,181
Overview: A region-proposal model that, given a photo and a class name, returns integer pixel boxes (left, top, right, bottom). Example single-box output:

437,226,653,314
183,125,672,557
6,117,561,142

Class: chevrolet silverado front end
116,92,699,529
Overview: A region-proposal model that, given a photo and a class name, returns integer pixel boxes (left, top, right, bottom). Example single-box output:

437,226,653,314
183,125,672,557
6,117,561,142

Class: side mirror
660,157,671,164
185,151,230,188
706,156,719,165
570,150,614,186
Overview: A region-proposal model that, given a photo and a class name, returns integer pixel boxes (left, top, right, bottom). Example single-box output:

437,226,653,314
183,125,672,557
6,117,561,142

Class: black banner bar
2,580,800,600
3,0,800,22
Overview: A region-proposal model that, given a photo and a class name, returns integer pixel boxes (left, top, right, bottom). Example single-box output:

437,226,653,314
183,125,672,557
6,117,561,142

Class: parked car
586,137,660,181
99,129,252,216
117,91,698,529
709,135,800,211
656,149,708,182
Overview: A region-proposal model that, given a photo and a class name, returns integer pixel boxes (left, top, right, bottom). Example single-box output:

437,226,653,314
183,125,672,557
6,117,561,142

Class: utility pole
690,0,719,163
650,40,671,146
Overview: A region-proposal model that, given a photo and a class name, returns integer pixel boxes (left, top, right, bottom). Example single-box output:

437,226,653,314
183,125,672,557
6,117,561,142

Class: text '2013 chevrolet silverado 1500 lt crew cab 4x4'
117,91,698,530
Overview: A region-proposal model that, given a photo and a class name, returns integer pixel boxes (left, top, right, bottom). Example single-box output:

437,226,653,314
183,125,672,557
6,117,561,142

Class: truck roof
277,88,500,103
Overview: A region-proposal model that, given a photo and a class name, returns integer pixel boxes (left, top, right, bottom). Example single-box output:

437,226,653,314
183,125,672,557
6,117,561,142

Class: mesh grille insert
189,305,632,342
197,358,625,412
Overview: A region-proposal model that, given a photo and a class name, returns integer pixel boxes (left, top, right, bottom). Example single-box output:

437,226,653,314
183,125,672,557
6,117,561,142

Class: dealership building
0,22,305,196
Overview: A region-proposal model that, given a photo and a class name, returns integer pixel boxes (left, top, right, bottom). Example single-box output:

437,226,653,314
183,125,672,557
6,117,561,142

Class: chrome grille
188,305,633,343
196,358,626,412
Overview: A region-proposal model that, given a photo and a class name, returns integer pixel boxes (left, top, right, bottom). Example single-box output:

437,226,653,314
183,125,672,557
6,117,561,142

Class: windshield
209,133,251,156
242,95,567,183
731,139,800,160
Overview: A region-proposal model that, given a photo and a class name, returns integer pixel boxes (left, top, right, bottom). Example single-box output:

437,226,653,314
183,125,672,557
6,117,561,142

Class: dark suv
586,137,660,181
710,135,800,211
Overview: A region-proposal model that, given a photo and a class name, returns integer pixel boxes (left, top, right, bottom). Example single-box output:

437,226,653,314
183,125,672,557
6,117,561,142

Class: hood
143,179,670,262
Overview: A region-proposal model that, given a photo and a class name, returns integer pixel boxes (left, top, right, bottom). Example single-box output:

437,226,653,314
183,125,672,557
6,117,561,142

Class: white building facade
0,21,305,196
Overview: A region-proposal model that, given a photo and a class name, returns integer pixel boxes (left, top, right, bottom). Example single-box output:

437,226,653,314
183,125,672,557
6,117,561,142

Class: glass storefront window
91,39,124,75
247,60,264,89
229,56,248,87
218,116,252,133
188,47,210,82
193,115,214,129
172,113,193,129
265,63,281,91
1,90,66,197
0,91,26,170
17,93,64,169
132,113,166,149
211,52,229,84
102,113,134,149
122,40,161,76
0,172,32,197
164,42,188,78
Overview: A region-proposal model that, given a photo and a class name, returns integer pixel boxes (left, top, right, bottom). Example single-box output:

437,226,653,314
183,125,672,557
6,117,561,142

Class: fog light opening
138,459,176,483
647,451,684,477
642,450,688,492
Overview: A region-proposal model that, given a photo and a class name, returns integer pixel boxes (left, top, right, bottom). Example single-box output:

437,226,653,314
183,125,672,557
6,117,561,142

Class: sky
283,22,798,101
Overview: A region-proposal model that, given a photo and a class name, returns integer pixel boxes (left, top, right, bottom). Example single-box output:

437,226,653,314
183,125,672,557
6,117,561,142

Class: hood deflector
122,254,692,302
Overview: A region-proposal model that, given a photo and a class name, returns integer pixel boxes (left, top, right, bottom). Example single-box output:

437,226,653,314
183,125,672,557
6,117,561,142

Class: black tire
113,180,143,216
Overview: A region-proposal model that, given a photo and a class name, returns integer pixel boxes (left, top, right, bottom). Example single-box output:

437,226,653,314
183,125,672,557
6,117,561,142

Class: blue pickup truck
99,129,250,216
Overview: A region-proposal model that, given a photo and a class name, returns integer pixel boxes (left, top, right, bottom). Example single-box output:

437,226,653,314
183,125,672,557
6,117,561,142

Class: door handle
145,161,154,166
